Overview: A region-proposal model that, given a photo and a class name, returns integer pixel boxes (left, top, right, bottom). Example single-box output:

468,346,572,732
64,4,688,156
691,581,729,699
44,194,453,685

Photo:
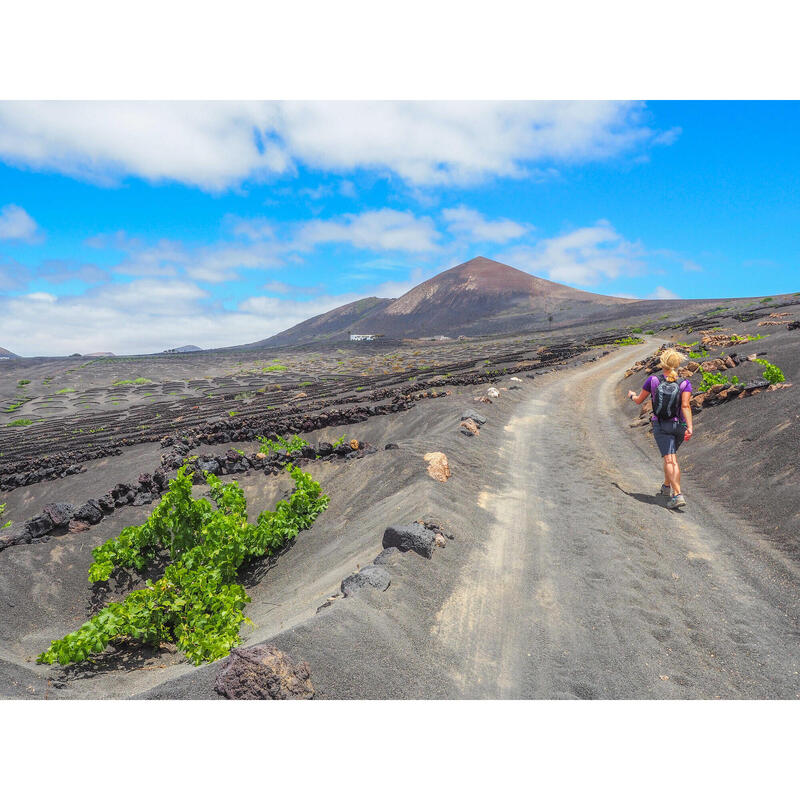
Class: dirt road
432,343,800,698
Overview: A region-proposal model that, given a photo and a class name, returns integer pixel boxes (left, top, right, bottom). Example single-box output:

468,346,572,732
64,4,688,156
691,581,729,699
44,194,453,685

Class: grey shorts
652,419,687,457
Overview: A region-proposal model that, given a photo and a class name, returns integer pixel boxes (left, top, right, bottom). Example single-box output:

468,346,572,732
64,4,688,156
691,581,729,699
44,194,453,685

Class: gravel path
432,343,800,698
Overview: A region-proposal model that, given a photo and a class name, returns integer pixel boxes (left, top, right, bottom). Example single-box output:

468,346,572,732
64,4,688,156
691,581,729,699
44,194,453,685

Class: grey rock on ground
341,564,391,597
461,408,487,425
214,644,314,700
382,523,436,559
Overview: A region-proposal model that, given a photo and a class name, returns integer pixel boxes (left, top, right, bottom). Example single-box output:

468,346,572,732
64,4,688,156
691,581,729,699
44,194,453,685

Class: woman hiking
627,348,693,509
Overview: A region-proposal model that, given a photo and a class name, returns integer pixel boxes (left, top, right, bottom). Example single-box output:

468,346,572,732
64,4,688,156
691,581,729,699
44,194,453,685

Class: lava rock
788,320,800,331
74,500,103,525
316,441,333,457
42,502,74,528
460,419,479,436
334,444,350,457
745,379,770,391
132,492,153,506
461,408,487,425
195,458,220,475
98,494,116,514
384,443,399,450
214,644,314,700
153,469,168,490
68,520,91,534
300,445,316,459
341,564,392,597
24,514,54,539
382,523,436,559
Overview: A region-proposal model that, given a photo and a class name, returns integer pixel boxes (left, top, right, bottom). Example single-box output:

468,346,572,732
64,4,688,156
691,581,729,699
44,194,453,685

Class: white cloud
0,271,418,357
648,286,681,299
0,102,288,191
0,101,676,190
298,208,440,252
226,215,274,241
441,205,529,243
503,221,645,286
0,203,40,242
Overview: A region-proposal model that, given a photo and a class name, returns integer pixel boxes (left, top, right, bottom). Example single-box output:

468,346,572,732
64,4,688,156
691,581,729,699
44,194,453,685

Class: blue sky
0,100,798,356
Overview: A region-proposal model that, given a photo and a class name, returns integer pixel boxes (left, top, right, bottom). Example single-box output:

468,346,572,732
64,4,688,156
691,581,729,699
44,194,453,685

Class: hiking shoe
659,483,672,497
667,493,686,509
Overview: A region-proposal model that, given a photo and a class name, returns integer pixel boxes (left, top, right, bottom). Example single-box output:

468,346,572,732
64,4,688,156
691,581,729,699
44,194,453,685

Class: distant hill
0,347,20,359
252,296,393,348
84,351,115,357
246,257,635,347
163,345,202,354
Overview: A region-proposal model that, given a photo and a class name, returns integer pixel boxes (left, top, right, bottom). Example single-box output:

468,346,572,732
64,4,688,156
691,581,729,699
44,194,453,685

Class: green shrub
56,387,76,394
0,502,10,530
37,465,328,666
257,433,309,456
17,379,30,386
263,364,287,372
754,358,785,383
698,371,740,392
645,330,655,335
630,327,643,334
613,336,645,346
7,418,34,427
761,297,773,303
112,378,151,386
688,349,709,360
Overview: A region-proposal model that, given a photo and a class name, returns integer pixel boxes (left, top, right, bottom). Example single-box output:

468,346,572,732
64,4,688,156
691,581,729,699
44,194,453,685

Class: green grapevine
257,433,309,457
38,464,328,666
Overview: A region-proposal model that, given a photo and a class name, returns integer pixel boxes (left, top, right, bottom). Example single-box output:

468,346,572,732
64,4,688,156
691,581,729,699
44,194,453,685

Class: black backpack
652,375,681,420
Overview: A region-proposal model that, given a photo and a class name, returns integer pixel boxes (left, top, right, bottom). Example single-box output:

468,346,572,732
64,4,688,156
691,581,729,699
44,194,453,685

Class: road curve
432,343,800,698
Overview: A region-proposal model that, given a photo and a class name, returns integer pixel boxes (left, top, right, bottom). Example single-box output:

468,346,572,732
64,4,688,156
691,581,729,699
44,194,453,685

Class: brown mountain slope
257,296,393,348
249,257,636,346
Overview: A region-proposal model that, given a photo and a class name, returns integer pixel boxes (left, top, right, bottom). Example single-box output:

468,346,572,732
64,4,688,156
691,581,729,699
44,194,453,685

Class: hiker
627,349,693,508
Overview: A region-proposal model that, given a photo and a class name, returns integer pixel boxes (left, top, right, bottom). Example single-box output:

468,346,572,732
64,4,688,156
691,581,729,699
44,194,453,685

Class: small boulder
460,419,480,436
510,376,523,382
317,441,333,456
461,408,487,425
214,644,314,700
424,452,451,482
196,458,220,475
341,564,391,597
487,387,500,399
42,503,74,528
384,443,399,450
68,520,91,534
74,500,103,525
382,523,436,559
24,514,54,539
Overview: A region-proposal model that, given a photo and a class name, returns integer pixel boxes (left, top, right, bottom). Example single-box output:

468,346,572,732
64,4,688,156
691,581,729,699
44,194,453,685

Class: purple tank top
644,374,691,423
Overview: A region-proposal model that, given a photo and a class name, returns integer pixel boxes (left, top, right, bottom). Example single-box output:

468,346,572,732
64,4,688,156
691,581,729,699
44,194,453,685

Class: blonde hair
659,348,683,382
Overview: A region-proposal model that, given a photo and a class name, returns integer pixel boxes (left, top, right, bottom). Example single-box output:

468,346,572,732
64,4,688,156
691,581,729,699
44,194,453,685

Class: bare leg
663,454,681,495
